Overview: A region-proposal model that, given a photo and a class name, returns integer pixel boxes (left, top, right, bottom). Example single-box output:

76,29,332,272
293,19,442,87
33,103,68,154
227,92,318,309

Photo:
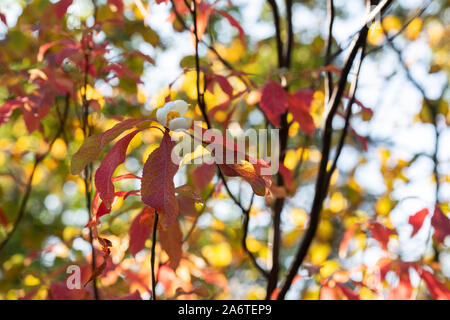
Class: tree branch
151,211,159,300
276,2,383,297
324,0,335,105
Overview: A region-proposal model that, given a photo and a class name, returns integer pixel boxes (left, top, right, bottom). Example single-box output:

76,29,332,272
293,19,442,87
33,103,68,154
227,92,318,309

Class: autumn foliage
0,0,449,301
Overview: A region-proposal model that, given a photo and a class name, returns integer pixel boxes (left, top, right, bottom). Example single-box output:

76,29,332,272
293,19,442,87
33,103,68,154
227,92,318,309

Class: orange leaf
259,81,288,127
129,207,155,256
339,223,359,258
159,217,183,270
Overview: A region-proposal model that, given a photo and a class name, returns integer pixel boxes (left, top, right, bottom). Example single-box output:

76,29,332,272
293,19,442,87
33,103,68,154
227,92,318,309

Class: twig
325,45,366,187
151,211,159,300
265,0,294,299
241,194,269,278
267,0,283,68
81,30,99,300
324,0,335,105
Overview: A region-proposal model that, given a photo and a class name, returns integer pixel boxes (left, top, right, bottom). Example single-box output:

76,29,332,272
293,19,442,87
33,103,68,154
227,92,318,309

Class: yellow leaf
24,274,40,286
406,18,422,41
284,149,299,170
368,22,385,46
382,15,402,33
246,237,262,252
310,242,331,265
317,219,334,241
50,138,67,160
376,196,393,216
201,242,232,267
247,286,266,300
302,284,320,300
320,260,340,278
328,192,347,213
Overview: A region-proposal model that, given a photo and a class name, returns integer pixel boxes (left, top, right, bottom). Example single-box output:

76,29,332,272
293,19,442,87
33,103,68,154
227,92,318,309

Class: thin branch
151,211,159,300
325,45,366,187
81,31,99,300
265,0,295,299
267,0,283,68
285,0,294,68
242,193,269,278
324,0,335,105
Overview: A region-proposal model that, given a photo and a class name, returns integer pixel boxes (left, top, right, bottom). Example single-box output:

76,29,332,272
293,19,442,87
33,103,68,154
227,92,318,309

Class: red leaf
408,208,429,237
0,98,23,126
259,81,288,126
350,125,368,151
287,89,315,137
177,195,198,217
49,282,87,300
159,217,183,270
219,162,267,196
192,163,216,190
214,74,233,97
95,130,140,209
54,0,73,20
129,207,154,256
96,201,111,220
175,185,203,203
107,0,124,16
0,13,6,26
419,268,450,300
215,9,246,45
342,92,373,117
0,208,7,227
369,222,392,250
37,40,76,62
431,205,450,243
141,130,179,226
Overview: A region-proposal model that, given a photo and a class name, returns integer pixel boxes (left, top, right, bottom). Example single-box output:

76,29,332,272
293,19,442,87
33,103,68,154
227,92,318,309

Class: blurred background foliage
0,0,449,300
